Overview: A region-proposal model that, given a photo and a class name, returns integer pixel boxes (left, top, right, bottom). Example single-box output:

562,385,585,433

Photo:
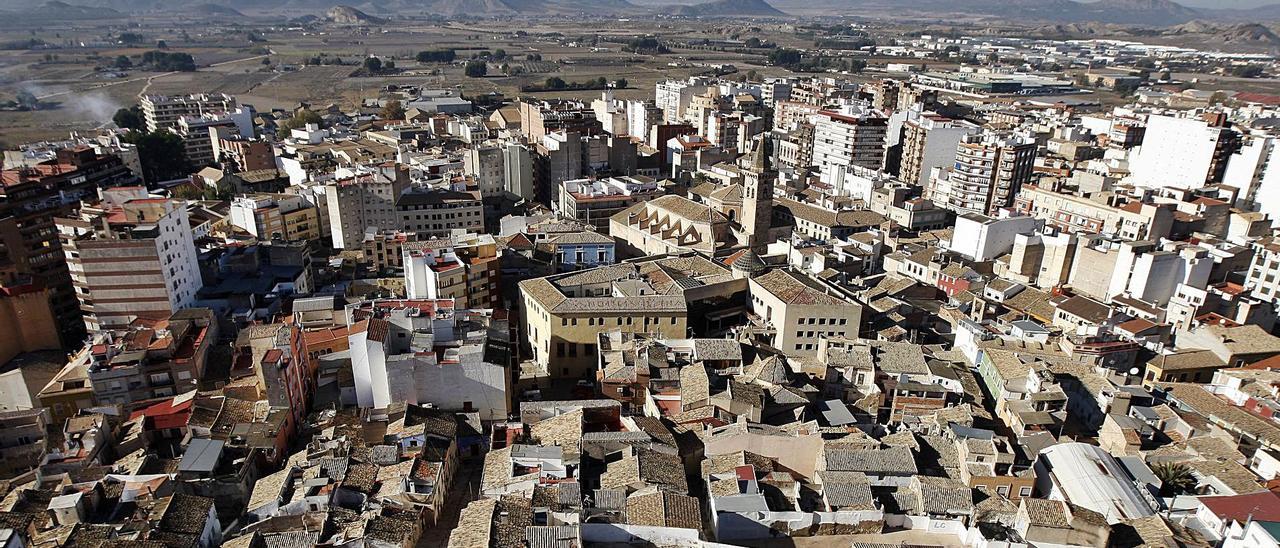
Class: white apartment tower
58,190,203,332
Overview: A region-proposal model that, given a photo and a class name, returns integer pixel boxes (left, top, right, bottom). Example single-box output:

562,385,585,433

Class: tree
121,131,190,184
363,56,383,73
745,37,762,48
544,76,566,90
595,76,607,87
140,51,195,71
746,69,759,81
114,55,132,69
416,49,456,63
1231,64,1264,78
1152,463,1197,497
767,48,802,67
493,48,506,60
113,106,143,131
155,39,167,49
614,78,627,88
117,32,145,44
278,110,323,133
464,61,487,77
380,99,405,121
15,90,37,109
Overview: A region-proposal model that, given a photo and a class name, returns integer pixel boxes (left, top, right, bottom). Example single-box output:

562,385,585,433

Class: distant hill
668,0,785,16
5,0,1274,23
186,2,247,15
326,4,384,22
16,0,124,17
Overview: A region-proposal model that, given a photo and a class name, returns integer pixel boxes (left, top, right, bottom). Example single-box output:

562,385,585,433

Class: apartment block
140,93,238,133
58,191,202,332
229,193,321,242
557,176,662,234
0,147,136,344
325,164,409,249
928,131,1036,216
403,231,501,309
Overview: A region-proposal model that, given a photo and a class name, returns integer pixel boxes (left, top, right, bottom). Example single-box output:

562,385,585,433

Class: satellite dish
1128,367,1140,376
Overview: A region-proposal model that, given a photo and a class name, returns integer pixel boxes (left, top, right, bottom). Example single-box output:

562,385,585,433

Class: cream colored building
609,194,730,258
519,255,746,379
748,269,861,357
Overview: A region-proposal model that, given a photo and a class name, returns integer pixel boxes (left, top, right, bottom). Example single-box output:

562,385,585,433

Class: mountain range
6,0,1280,23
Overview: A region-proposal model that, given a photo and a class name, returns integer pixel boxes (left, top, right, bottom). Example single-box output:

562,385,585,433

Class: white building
1032,442,1156,524
1128,113,1238,190
655,77,712,124
324,164,409,249
1224,134,1280,225
810,106,889,178
748,270,861,357
946,212,1041,262
348,301,508,420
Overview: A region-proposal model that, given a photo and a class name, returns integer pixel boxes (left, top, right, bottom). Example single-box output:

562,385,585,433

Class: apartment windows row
561,316,677,327
555,342,598,358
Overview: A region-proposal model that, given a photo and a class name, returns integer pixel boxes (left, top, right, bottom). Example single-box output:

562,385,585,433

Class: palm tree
1153,462,1198,497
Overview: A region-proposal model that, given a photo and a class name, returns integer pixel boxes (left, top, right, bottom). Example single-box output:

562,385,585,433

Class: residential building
811,107,889,184
229,193,321,242
1014,184,1175,241
397,188,485,238
403,231,501,309
0,147,136,344
58,191,202,332
140,93,238,133
83,307,218,405
325,164,409,249
928,131,1037,216
748,269,861,357
347,299,511,419
557,176,663,234
899,111,979,187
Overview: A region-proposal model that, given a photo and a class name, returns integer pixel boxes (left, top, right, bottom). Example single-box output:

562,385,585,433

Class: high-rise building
0,147,136,346
58,190,203,332
503,143,534,200
810,107,889,185
927,131,1037,216
1224,134,1280,225
899,111,979,187
140,93,238,133
464,143,507,199
655,77,712,124
1128,113,1240,190
324,164,409,249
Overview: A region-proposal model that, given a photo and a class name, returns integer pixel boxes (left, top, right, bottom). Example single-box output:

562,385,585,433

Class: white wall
1129,115,1222,190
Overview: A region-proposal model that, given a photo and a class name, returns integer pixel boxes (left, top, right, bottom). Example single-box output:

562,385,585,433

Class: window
568,344,577,357
1019,486,1032,497
557,342,566,357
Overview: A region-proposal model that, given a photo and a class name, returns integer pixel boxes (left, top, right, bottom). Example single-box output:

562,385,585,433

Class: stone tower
741,135,775,251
